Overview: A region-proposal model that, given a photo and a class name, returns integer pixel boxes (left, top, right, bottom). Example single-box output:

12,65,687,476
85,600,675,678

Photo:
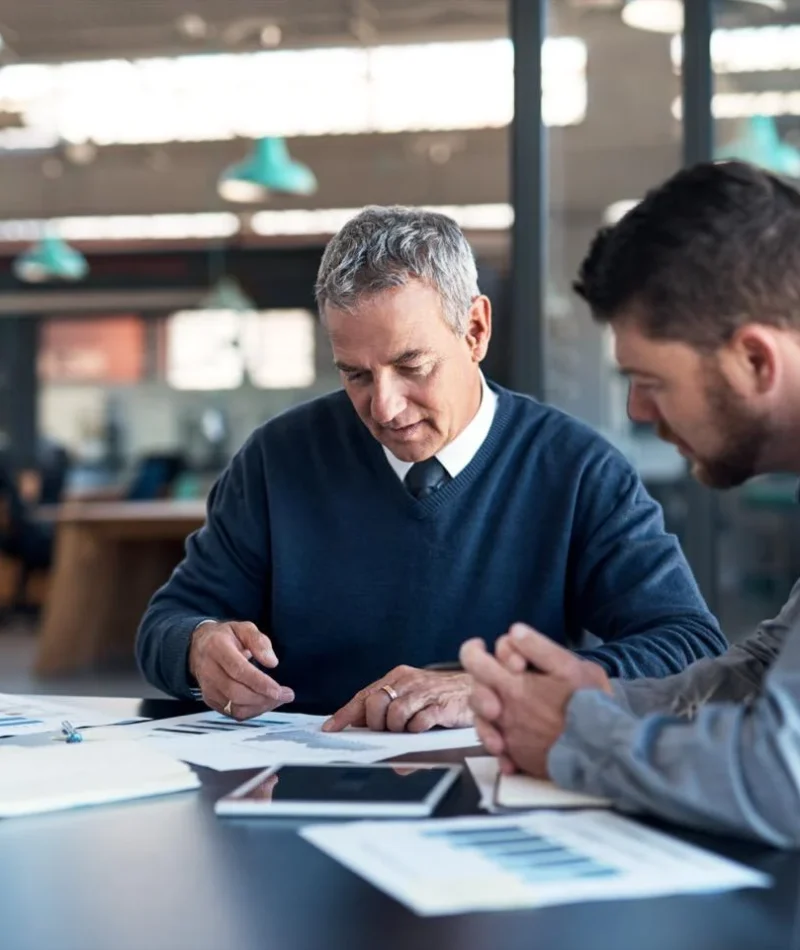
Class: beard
659,368,770,490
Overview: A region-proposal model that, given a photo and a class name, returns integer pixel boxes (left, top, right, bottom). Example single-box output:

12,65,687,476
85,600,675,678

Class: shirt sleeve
548,582,800,847
569,453,727,678
135,433,271,698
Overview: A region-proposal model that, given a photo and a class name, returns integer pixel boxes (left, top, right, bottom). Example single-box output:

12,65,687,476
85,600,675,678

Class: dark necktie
404,457,451,500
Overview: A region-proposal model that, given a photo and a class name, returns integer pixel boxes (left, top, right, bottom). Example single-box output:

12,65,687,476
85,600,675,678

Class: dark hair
574,161,800,349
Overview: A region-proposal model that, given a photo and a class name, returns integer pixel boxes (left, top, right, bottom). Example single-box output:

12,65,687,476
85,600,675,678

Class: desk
0,697,796,950
35,502,207,676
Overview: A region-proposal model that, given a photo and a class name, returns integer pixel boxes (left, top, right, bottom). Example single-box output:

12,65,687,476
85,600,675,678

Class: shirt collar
382,374,498,482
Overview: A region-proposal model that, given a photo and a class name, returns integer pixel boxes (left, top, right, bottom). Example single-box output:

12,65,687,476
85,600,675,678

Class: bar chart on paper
302,812,769,916
422,822,617,884
0,694,129,738
135,711,479,771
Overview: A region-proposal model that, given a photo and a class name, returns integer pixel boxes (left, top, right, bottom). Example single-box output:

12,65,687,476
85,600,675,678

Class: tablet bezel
214,761,462,818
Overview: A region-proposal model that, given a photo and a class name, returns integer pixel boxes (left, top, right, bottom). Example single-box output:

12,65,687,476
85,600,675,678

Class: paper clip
61,720,83,744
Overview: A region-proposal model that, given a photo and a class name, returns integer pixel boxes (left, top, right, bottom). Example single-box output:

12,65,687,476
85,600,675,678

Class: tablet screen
243,765,453,804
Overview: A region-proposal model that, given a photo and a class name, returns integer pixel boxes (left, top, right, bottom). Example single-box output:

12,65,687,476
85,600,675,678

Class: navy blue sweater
136,384,726,713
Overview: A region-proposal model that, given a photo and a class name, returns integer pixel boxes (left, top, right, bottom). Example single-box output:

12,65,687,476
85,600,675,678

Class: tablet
214,762,462,818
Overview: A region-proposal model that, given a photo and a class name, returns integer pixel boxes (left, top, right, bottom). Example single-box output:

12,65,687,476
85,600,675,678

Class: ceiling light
622,0,785,34
260,24,282,47
218,137,317,203
175,13,209,40
715,114,800,176
199,277,255,312
63,141,97,165
13,235,89,283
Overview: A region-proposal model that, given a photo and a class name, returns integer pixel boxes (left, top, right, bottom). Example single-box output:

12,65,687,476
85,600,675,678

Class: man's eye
633,380,662,394
401,364,431,377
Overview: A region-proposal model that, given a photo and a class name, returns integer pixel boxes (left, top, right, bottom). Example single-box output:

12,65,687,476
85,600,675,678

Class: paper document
86,711,480,771
0,740,199,817
466,757,610,813
0,693,144,739
302,811,769,916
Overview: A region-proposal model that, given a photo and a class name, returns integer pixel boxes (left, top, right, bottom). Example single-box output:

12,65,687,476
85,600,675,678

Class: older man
136,206,724,727
463,161,800,847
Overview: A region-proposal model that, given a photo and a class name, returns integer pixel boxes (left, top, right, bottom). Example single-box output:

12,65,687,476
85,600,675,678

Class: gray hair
315,206,480,335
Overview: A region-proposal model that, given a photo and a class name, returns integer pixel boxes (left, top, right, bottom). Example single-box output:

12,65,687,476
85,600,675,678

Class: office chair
126,453,187,501
36,439,70,506
0,461,55,619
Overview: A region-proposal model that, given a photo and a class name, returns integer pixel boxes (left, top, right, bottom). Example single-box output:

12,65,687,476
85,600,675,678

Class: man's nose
371,379,406,425
627,385,658,425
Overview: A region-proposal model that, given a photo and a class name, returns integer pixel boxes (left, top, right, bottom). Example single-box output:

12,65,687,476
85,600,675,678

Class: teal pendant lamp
199,275,255,312
715,115,800,178
13,234,89,283
218,137,317,203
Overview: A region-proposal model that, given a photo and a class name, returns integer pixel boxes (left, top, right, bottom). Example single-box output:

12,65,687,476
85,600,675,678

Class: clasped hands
460,624,612,777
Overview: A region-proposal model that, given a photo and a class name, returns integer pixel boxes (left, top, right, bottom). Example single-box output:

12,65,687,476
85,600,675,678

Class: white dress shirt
382,373,497,482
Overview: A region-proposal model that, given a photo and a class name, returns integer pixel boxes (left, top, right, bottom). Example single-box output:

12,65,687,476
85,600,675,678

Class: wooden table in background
34,500,207,676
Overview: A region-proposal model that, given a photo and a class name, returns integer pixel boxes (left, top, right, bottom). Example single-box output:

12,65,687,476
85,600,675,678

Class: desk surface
42,499,208,524
1,697,797,950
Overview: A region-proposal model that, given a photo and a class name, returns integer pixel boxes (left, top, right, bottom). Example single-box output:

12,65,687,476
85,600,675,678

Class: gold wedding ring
223,699,234,717
380,684,399,702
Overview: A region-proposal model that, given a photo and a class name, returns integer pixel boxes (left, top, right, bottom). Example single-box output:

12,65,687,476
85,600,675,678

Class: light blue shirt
549,580,800,847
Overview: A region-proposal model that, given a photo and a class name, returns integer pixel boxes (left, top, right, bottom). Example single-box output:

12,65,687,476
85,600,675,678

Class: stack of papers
0,740,200,817
302,811,769,916
466,757,611,812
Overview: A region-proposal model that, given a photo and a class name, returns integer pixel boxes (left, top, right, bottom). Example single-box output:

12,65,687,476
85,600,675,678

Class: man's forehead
613,323,702,375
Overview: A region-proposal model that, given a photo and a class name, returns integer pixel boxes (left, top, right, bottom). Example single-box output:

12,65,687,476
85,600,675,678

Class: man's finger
365,689,393,732
228,701,279,722
322,690,369,732
218,647,294,703
202,685,276,721
232,623,278,669
498,754,516,775
406,704,441,733
495,635,528,673
471,682,503,722
474,715,505,756
386,689,431,733
460,639,513,691
507,623,574,674
224,680,290,709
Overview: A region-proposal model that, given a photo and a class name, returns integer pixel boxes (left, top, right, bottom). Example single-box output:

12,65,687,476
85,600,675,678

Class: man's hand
460,624,611,777
189,621,295,721
322,665,473,733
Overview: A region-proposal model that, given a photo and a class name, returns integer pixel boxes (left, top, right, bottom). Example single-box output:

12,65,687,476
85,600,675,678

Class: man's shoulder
494,384,633,469
248,389,356,447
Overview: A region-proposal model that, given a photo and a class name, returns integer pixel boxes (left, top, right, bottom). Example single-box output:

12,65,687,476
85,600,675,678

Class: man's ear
724,325,780,396
464,296,492,362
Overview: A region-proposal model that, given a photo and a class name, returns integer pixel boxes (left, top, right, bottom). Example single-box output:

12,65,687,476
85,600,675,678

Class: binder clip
61,720,83,744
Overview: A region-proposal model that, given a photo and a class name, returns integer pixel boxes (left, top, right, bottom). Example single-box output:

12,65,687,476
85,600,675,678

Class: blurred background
0,0,798,696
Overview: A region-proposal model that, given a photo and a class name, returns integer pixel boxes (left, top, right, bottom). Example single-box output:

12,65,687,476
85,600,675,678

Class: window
0,39,587,151
165,309,316,391
38,316,145,384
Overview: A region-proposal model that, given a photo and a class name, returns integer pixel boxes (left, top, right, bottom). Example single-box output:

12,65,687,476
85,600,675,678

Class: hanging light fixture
13,234,89,283
622,0,785,33
218,137,318,203
715,114,800,177
199,275,256,312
